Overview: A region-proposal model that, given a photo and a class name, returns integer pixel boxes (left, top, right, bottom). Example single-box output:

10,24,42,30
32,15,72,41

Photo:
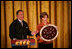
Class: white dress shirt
18,19,23,27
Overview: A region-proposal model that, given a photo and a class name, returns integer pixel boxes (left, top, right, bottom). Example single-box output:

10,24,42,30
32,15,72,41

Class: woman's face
42,15,48,22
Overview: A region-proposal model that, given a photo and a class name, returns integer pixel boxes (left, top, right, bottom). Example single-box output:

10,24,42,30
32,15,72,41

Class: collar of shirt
41,22,49,26
18,19,23,26
18,19,23,23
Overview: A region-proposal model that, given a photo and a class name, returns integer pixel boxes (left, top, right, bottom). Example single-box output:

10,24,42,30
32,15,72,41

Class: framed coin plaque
40,24,58,41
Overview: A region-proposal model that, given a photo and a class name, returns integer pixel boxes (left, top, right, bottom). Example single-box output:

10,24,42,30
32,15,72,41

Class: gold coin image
27,40,30,45
15,41,19,46
19,41,23,46
23,40,27,45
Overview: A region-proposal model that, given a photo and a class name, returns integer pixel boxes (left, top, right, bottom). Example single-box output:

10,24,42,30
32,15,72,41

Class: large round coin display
40,24,58,41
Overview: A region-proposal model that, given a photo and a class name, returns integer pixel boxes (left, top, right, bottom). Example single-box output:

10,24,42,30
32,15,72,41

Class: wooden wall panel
56,1,64,48
51,1,57,48
28,1,33,31
14,1,21,20
22,1,28,23
37,1,41,24
64,1,69,48
5,1,13,48
68,1,71,47
1,1,6,48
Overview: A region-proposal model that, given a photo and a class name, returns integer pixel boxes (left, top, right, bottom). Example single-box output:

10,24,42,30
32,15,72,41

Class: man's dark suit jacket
9,19,32,40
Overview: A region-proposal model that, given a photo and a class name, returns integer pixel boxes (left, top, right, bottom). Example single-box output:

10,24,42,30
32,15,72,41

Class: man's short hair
16,10,23,15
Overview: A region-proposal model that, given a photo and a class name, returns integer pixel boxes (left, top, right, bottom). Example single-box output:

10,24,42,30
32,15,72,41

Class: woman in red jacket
32,12,53,48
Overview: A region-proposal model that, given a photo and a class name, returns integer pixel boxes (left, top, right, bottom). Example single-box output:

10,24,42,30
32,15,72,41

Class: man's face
17,11,24,21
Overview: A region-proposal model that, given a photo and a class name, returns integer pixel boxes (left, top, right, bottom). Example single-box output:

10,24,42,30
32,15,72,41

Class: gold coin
27,40,30,45
20,41,23,46
15,41,19,46
23,40,26,45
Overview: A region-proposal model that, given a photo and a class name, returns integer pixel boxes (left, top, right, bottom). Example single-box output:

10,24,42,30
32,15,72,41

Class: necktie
21,21,23,27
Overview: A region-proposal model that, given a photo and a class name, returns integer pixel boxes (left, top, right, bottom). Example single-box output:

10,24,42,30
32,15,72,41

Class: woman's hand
31,30,39,35
37,36,44,43
38,37,44,43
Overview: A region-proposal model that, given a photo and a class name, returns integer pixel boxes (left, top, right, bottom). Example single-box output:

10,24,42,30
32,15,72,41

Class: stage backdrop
1,1,71,48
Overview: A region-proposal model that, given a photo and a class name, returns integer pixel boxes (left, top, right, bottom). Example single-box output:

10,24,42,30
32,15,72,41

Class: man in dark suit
9,10,33,48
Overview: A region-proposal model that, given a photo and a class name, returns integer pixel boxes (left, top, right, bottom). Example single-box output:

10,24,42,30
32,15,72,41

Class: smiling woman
1,1,71,48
